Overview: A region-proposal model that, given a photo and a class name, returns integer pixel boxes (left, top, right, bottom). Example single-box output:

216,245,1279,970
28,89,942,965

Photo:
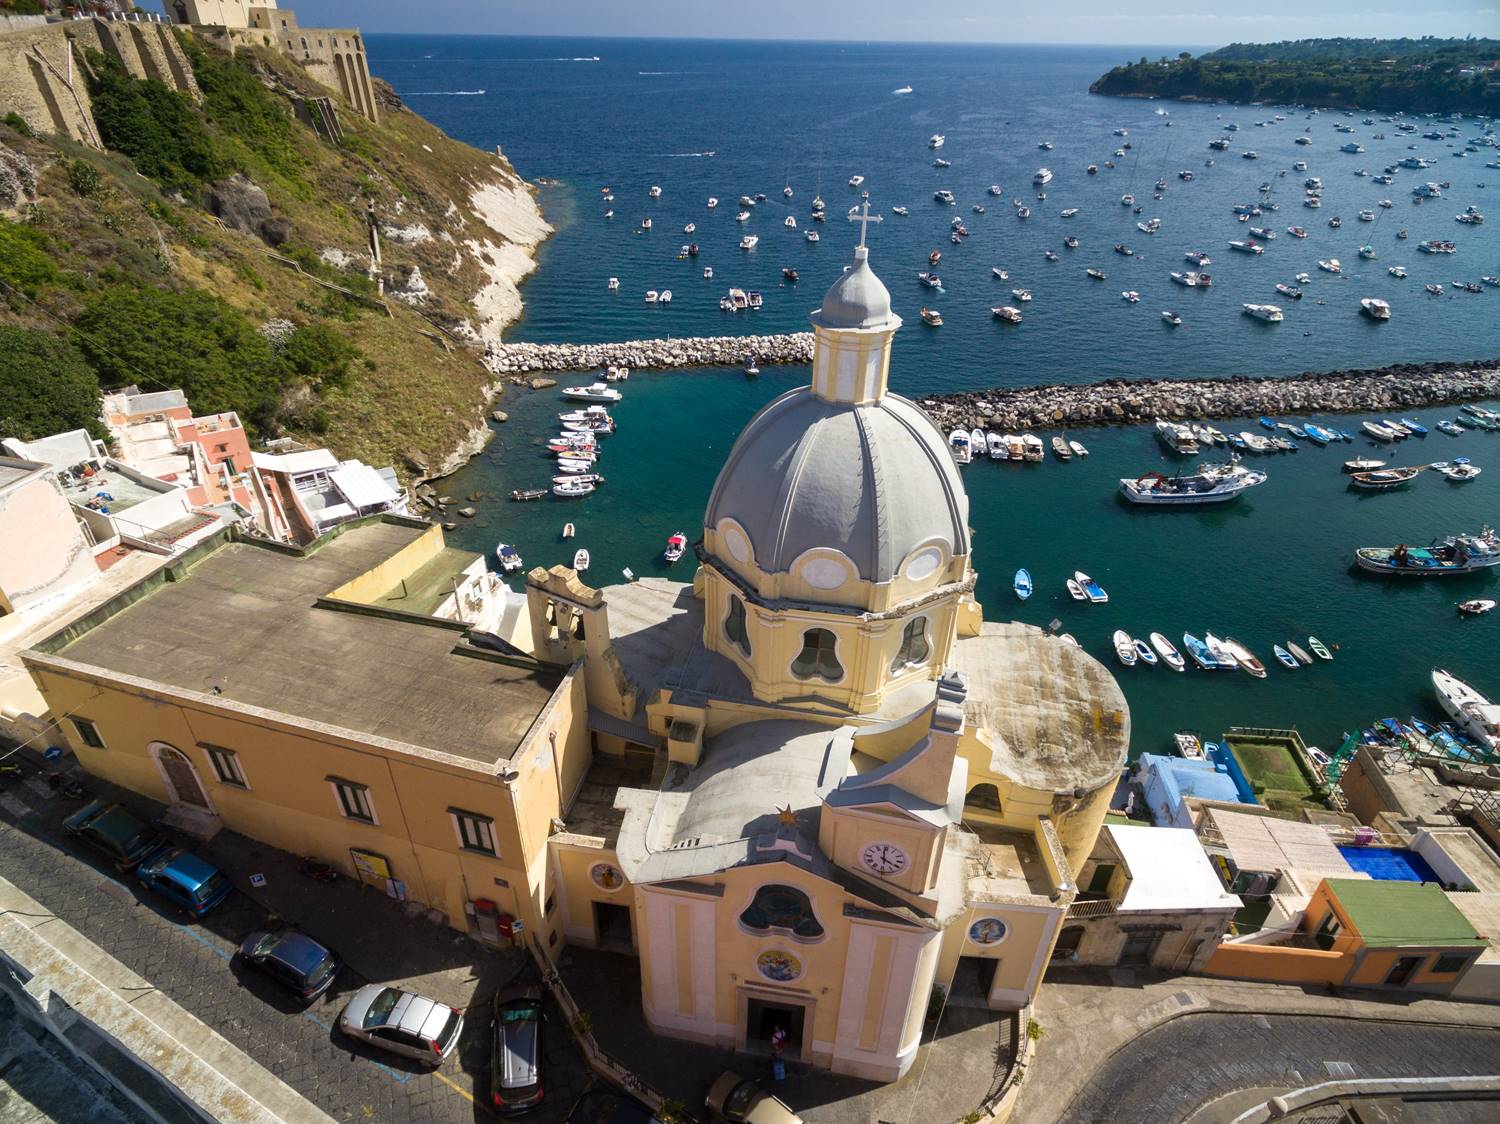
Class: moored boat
1013,569,1033,600
573,548,591,572
1355,527,1500,575
1432,667,1500,751
1286,641,1313,665
1221,636,1268,678
1118,463,1267,505
495,543,524,572
1308,636,1333,660
664,532,687,564
1151,633,1186,672
1112,630,1138,667
1348,466,1423,491
1075,571,1108,603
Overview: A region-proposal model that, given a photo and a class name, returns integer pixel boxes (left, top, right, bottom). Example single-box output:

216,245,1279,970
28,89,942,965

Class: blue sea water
366,36,1500,756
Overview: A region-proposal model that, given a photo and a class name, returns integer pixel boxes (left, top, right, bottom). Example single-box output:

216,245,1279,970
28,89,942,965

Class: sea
366,36,1500,758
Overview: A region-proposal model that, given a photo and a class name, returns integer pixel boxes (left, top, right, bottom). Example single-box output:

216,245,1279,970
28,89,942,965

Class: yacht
1388,265,1406,278
1361,297,1391,320
562,381,623,403
1433,667,1500,751
1033,168,1053,185
1242,303,1284,322
1318,258,1342,273
1227,240,1264,254
934,189,956,205
1155,419,1200,455
929,134,946,149
739,234,759,250
992,305,1023,323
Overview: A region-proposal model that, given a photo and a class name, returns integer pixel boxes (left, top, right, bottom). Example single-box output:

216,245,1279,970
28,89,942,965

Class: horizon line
357,30,1218,52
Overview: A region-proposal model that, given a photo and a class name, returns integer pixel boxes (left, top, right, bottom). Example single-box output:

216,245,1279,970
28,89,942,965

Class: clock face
861,842,909,876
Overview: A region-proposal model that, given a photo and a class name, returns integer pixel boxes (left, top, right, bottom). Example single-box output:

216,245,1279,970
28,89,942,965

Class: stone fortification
486,333,815,375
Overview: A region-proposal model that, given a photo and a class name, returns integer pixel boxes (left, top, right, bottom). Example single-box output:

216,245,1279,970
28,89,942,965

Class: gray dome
704,388,970,585
810,246,895,331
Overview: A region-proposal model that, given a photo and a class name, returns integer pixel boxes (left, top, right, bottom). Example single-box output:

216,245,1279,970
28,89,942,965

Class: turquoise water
367,37,1500,757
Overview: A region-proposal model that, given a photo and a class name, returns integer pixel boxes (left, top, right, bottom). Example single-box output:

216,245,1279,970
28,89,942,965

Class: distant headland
1091,38,1500,115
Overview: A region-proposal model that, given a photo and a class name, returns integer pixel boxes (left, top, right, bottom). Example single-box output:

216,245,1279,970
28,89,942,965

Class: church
24,221,1128,1087
531,222,1130,1081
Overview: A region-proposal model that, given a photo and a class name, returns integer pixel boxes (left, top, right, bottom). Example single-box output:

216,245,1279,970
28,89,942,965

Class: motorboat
1038,140,1054,150
1045,250,1060,261
929,134,946,149
1121,290,1141,303
1242,303,1284,322
1287,226,1308,238
782,267,799,283
1356,528,1500,575
1361,298,1391,320
1170,271,1199,287
848,175,864,187
992,306,1023,323
553,478,597,498
495,543,523,572
659,289,673,303
552,472,604,488
987,433,1007,461
573,548,591,572
1112,630,1138,667
1348,466,1423,491
1033,168,1053,185
1162,310,1183,325
1228,240,1264,254
664,532,687,564
1119,462,1267,505
1021,434,1045,462
1075,571,1108,603
1115,244,1134,256
920,307,943,327
1221,636,1268,678
934,189,956,205
948,429,972,464
739,234,759,250
1458,599,1497,616
1013,569,1033,600
1155,420,1200,455
1067,578,1086,601
607,277,619,291
562,522,576,540
643,290,658,304
890,207,908,217
1051,436,1071,460
784,216,797,230
1121,194,1135,207
510,488,548,502
805,230,820,243
1061,208,1079,218
1063,236,1079,249
1389,265,1407,278
1152,636,1188,672
562,381,623,403
1418,240,1457,254
1434,462,1482,482
1185,251,1212,266
648,185,662,198
1011,288,1033,302
1437,420,1463,436
1432,668,1500,751
707,197,718,208
1086,268,1106,280
918,272,942,289
1275,283,1303,300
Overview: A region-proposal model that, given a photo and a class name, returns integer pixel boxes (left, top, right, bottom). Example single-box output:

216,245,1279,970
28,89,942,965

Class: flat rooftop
39,521,562,766
967,821,1056,898
0,457,40,489
61,463,175,513
368,546,482,617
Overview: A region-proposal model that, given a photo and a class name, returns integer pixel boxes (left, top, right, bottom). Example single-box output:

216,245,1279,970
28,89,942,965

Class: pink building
100,388,257,516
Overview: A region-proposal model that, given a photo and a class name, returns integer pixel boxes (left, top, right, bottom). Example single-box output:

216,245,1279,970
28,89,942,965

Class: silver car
339,984,464,1066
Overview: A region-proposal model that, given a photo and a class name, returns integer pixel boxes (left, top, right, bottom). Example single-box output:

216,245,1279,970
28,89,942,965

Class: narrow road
1061,1011,1500,1124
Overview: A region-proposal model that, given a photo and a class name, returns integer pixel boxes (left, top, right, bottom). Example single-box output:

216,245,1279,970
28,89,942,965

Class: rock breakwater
917,360,1500,433
485,333,814,375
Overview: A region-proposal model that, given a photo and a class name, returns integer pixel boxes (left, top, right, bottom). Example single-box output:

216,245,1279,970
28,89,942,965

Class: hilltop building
23,228,1130,1082
163,1,378,123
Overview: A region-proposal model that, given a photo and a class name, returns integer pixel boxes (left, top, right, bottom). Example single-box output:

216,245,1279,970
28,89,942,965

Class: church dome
703,387,969,586
810,245,894,331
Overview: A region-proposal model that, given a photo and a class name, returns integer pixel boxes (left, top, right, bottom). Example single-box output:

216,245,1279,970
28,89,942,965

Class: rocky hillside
0,31,548,480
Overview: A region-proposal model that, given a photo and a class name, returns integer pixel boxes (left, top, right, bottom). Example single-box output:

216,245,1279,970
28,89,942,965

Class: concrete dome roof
810,246,895,331
704,387,970,586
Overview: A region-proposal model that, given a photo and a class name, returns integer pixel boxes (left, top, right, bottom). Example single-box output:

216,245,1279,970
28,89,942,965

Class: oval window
722,525,750,565
904,546,944,582
800,557,848,591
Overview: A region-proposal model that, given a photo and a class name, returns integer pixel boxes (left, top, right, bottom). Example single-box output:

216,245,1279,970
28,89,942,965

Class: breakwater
485,333,814,375
920,359,1500,432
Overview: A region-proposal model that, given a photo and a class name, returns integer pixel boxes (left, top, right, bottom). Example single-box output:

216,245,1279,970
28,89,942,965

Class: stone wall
202,20,377,123
0,18,196,145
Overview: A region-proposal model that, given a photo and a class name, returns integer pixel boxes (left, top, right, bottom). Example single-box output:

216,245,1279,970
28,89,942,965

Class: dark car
566,1087,665,1123
63,801,162,870
490,984,546,1114
237,928,340,1001
136,846,233,917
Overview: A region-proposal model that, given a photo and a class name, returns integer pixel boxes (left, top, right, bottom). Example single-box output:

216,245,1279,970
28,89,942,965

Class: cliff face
0,22,548,481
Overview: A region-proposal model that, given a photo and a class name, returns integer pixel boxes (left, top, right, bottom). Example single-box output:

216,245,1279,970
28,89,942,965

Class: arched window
965,783,1001,812
890,616,931,672
724,594,750,657
791,628,842,681
739,884,824,941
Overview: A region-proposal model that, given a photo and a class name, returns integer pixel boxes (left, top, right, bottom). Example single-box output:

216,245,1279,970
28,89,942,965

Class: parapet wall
202,21,377,122
0,18,196,145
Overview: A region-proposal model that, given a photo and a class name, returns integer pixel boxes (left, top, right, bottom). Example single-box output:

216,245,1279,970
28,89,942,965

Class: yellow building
23,224,1129,1084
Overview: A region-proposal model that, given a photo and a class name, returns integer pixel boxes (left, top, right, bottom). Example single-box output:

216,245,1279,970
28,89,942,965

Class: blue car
135,847,232,917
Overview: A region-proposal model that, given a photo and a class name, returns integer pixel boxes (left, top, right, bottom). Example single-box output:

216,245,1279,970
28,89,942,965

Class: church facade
24,224,1128,1087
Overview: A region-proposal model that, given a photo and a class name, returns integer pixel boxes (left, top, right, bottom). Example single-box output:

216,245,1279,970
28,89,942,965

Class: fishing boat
495,543,523,572
1221,636,1268,678
1348,466,1423,491
1134,638,1158,666
1203,632,1237,671
1074,571,1108,604
1182,633,1217,671
562,381,623,403
1308,636,1332,660
1119,462,1267,505
573,549,591,572
1355,527,1500,575
1273,645,1298,669
664,532,687,563
1432,667,1500,751
1458,599,1496,616
1151,633,1186,672
1013,569,1033,600
1112,631,1138,667
1286,641,1313,665
1066,578,1086,601
948,430,972,464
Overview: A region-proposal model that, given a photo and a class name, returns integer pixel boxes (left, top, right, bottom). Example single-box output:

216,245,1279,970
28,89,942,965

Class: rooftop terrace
33,521,562,767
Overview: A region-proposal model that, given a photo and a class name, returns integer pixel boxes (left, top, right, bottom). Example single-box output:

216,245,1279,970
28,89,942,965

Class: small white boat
562,381,623,403
1113,630,1138,667
562,522,575,539
607,277,619,291
495,543,523,572
553,479,597,498
784,216,797,230
805,230,819,243
1361,298,1390,320
664,532,687,563
707,197,718,208
573,548,591,572
1066,578,1086,601
1074,571,1108,603
1151,633,1186,671
1069,440,1089,457
649,185,662,198
948,429,972,464
740,234,759,250
848,174,865,187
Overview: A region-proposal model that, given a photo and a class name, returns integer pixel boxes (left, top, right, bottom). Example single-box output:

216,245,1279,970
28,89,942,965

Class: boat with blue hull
1013,569,1033,600
1355,528,1500,576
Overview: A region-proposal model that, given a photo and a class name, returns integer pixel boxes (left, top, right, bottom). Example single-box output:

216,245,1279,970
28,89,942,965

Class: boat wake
661,151,718,158
401,89,486,96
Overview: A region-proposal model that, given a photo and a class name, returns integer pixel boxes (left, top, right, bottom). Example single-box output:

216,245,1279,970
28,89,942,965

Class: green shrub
0,219,61,298
276,322,359,390
66,158,104,199
180,37,309,191
1,1,45,15
2,111,32,137
85,51,224,190
0,326,103,440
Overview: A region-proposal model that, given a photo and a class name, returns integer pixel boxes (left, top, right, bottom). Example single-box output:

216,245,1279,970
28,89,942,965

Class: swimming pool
1337,845,1441,884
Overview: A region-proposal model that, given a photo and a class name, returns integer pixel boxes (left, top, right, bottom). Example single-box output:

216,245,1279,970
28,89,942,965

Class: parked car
339,984,463,1065
237,928,340,1001
490,984,546,1114
566,1086,665,1123
705,1072,803,1124
63,801,162,870
135,846,232,917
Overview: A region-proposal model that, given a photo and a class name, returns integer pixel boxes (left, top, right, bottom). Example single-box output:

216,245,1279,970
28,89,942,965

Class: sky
140,1,1500,47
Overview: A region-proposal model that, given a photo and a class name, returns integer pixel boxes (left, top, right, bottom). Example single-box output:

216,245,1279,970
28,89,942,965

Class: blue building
1134,753,1252,828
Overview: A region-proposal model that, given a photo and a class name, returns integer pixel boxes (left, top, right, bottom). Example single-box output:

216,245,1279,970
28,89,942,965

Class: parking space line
431,1069,474,1104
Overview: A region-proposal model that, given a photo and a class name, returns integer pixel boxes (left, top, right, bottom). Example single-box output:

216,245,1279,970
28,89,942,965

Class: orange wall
1204,941,1355,985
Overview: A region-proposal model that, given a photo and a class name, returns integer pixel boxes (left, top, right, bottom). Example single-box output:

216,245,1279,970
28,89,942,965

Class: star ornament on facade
775,805,799,828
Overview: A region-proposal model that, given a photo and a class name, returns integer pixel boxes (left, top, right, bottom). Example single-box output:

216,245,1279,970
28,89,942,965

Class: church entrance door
745,997,805,1058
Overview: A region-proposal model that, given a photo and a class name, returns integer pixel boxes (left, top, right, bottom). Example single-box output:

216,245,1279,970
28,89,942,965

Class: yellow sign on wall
350,848,391,882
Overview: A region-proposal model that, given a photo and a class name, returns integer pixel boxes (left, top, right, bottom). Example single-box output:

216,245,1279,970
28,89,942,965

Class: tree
85,50,223,191
0,326,103,441
72,285,277,430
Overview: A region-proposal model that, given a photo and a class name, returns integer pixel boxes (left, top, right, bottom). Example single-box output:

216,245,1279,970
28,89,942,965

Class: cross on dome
849,199,882,250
